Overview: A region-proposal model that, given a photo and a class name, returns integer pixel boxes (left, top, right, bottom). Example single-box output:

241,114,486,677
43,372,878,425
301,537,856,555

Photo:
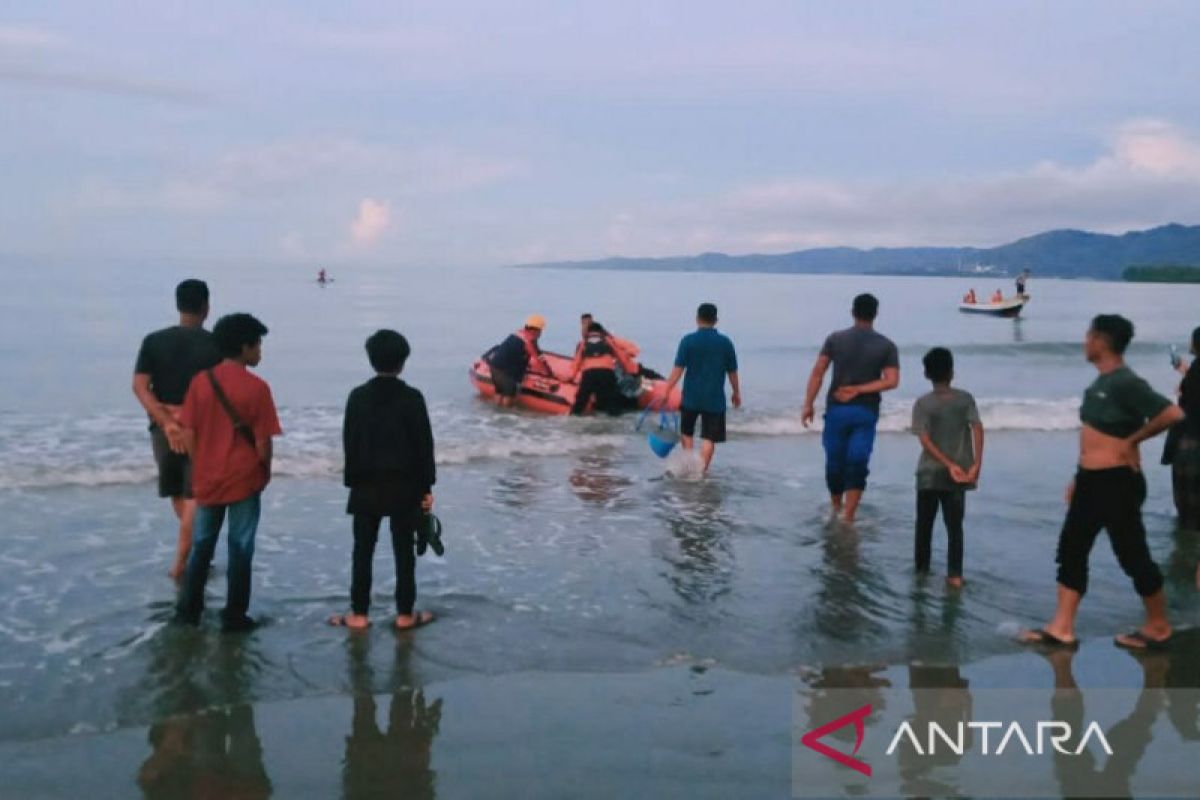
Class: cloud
0,65,209,103
349,198,391,247
575,119,1200,257
0,25,66,50
75,138,521,214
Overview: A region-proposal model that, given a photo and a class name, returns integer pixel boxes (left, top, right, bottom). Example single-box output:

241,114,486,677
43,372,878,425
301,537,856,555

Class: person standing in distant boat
1020,315,1182,651
1016,269,1030,297
132,279,222,580
803,293,900,524
661,303,741,473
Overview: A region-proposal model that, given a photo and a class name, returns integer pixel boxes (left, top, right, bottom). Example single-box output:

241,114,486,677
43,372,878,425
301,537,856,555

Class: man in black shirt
133,279,221,579
332,329,437,631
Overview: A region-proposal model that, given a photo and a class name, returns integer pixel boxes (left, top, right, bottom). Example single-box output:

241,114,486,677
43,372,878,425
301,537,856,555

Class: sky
2,1,1200,269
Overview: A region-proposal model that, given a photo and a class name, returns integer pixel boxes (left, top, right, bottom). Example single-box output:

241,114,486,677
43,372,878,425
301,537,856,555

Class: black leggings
571,369,621,415
352,512,418,615
915,489,965,576
1055,467,1163,597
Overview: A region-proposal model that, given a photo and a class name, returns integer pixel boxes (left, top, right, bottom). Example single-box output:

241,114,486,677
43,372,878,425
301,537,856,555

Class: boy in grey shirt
911,347,985,587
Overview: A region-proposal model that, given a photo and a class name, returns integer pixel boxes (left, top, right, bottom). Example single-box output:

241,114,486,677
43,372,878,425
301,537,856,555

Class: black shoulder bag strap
205,369,257,448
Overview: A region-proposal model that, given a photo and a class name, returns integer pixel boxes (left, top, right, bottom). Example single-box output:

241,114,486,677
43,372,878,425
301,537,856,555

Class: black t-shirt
134,326,221,405
1181,360,1200,438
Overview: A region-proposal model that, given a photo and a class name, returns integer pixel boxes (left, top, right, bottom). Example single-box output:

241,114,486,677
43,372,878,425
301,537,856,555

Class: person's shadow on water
342,635,442,800
136,631,271,799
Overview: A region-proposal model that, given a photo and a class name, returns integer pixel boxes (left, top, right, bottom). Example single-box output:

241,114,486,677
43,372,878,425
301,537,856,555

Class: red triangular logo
800,703,873,777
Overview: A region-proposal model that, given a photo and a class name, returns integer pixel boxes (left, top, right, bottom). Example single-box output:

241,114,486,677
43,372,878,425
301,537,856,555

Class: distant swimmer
661,303,740,473
132,279,222,580
483,315,554,408
1019,314,1182,651
317,268,331,285
569,321,638,415
803,293,900,524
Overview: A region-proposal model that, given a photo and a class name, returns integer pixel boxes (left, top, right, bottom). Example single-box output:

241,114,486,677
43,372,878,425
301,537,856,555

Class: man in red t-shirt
175,312,282,631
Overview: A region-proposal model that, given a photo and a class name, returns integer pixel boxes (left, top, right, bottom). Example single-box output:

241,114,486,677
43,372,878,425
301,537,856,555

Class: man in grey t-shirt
803,294,900,524
911,347,984,587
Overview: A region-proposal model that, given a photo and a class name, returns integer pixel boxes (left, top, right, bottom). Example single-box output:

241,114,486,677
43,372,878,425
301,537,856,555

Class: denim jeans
822,404,879,495
176,493,261,625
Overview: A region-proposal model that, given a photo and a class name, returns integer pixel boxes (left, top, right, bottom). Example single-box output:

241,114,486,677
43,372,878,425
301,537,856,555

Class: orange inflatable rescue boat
469,351,682,415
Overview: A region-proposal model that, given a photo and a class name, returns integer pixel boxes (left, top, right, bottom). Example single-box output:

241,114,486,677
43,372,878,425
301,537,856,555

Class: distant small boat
959,295,1029,318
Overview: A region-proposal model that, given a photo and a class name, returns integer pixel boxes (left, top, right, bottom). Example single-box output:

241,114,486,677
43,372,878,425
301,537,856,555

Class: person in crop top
1021,315,1182,652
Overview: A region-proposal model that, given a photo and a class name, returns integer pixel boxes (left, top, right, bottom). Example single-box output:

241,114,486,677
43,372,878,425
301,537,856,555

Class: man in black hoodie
331,329,437,631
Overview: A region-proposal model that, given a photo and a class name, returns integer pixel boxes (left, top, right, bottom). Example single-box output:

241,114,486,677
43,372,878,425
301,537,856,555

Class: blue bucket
637,408,679,458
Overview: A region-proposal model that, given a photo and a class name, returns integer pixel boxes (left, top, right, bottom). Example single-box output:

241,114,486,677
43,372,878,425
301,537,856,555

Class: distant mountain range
514,223,1200,280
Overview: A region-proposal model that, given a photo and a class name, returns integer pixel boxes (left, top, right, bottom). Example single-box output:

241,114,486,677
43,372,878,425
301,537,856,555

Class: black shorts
490,366,520,398
150,425,193,499
680,407,727,443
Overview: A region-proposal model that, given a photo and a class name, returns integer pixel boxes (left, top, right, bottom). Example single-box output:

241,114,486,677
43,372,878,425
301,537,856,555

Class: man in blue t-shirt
662,303,741,473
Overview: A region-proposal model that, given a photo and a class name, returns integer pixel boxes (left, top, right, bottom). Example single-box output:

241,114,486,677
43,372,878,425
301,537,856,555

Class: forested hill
514,223,1200,280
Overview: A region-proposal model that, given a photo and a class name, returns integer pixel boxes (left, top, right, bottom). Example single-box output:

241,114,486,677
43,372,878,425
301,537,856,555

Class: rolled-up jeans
176,493,261,624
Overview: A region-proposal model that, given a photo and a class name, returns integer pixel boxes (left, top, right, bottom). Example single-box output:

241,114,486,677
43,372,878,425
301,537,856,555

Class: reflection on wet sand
1043,648,1150,797
654,480,735,606
136,632,271,799
567,451,632,507
896,665,971,798
812,524,889,643
343,636,441,800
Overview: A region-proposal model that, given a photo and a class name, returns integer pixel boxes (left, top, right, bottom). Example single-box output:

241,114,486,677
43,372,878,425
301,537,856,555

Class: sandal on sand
1114,630,1171,652
327,613,370,630
395,611,435,631
1019,628,1079,650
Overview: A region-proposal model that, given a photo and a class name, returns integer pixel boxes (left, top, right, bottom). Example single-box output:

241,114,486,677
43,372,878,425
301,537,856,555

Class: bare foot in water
328,613,370,630
946,576,965,589
395,610,435,631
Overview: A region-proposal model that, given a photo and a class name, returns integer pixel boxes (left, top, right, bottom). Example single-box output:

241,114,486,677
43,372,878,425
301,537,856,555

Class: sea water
1,262,1198,761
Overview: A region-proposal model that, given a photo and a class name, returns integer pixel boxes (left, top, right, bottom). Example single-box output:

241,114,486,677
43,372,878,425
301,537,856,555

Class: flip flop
395,611,435,631
327,613,370,630
1018,628,1079,650
1114,630,1171,652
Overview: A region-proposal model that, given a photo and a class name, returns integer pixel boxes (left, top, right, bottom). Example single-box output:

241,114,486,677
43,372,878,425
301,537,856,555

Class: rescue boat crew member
570,322,638,415
485,315,554,408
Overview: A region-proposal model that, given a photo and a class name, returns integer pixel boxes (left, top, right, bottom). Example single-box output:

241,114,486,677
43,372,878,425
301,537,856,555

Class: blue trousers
177,493,261,625
822,404,879,495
